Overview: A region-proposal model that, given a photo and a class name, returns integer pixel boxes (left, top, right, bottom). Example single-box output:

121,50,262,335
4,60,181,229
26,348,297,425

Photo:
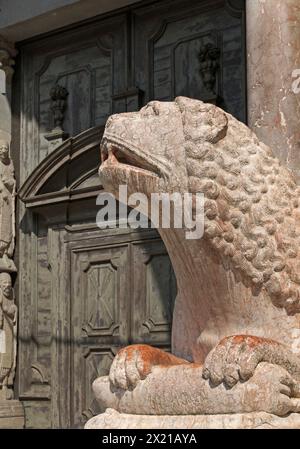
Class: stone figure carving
0,141,15,271
0,273,17,400
89,97,300,427
0,141,17,403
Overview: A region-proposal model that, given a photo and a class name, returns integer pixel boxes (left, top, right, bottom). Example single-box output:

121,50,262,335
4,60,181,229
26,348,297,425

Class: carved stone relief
0,141,16,272
0,141,17,401
0,141,23,427
0,272,17,400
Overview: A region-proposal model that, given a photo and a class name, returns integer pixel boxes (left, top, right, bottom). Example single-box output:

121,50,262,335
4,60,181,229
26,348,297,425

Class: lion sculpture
90,97,300,423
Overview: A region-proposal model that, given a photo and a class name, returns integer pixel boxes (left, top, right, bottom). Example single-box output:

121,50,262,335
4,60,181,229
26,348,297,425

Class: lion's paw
202,335,278,387
109,344,172,391
245,362,300,416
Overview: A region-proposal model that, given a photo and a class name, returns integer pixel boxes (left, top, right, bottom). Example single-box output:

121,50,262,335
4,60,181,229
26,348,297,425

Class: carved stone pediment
19,126,104,221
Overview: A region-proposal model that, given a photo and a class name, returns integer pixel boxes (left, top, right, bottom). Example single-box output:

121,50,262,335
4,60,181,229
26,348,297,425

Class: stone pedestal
0,401,24,428
85,409,300,430
247,0,300,181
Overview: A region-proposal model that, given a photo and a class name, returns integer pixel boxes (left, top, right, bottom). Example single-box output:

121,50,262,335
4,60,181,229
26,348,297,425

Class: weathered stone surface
85,408,300,430
88,97,300,427
247,0,300,182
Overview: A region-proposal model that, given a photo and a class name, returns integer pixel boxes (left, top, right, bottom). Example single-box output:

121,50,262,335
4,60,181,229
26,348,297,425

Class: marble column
246,0,300,181
0,36,24,429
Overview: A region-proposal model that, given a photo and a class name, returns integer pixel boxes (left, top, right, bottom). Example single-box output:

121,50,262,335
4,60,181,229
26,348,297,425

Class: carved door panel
69,231,176,428
19,13,127,176
71,241,130,428
131,239,177,348
133,0,246,121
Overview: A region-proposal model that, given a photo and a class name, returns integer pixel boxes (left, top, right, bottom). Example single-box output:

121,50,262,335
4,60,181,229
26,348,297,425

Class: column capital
0,36,17,80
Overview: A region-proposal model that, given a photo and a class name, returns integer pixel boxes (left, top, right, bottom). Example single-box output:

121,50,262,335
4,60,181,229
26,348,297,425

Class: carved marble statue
0,141,15,269
88,97,300,428
0,272,16,400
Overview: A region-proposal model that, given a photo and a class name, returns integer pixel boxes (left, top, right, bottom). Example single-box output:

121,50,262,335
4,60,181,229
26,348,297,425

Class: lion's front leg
94,360,300,416
202,335,300,387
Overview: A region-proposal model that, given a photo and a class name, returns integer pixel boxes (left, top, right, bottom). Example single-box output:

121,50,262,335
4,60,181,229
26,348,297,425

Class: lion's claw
203,335,273,387
109,344,190,391
109,345,152,390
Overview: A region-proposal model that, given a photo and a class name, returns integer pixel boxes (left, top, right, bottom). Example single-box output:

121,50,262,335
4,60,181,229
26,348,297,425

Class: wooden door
69,230,176,428
71,237,131,428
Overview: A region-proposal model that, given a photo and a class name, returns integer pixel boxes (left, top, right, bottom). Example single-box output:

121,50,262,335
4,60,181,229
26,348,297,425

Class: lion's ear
175,96,228,144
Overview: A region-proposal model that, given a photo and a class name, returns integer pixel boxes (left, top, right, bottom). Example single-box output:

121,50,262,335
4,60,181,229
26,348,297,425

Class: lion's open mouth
100,138,160,178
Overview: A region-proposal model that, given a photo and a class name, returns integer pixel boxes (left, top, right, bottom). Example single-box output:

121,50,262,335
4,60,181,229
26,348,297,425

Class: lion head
99,97,300,316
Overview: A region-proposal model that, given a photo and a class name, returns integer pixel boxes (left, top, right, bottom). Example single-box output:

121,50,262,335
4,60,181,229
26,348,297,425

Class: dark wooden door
70,230,176,428
15,0,246,428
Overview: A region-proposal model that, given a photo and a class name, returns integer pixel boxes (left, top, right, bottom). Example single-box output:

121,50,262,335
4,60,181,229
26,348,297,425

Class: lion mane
175,97,300,315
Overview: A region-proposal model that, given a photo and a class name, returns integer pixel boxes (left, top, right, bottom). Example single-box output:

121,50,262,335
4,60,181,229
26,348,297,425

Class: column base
0,400,25,428
85,408,300,429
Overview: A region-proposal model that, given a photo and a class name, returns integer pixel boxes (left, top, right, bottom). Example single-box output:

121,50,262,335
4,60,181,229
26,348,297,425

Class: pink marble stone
247,0,300,181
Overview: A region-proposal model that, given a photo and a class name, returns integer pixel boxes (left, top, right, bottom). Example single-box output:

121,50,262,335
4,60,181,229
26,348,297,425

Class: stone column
246,0,300,181
0,37,17,142
0,36,24,429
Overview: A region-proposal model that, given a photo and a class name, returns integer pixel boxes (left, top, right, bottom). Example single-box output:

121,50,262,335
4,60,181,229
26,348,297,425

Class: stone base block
0,400,25,428
85,408,300,429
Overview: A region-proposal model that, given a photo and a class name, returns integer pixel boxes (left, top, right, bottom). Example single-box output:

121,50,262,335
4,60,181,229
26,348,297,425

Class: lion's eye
152,103,160,116
143,102,160,116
